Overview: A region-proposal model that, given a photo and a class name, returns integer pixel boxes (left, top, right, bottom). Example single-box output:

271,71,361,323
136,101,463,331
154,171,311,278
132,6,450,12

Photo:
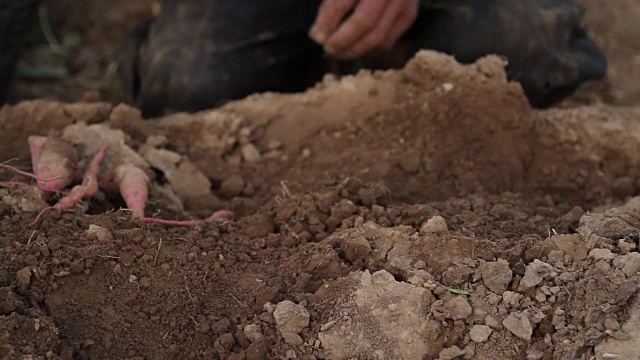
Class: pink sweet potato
114,163,150,219
28,136,78,191
111,163,234,225
31,146,108,225
81,145,107,200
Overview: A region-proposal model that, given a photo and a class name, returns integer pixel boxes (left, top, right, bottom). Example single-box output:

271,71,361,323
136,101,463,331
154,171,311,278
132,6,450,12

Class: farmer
119,0,607,117
0,0,607,115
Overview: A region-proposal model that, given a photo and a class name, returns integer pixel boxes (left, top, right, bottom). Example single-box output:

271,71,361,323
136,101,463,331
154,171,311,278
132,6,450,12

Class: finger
338,0,403,58
382,0,419,49
310,0,359,45
324,0,386,54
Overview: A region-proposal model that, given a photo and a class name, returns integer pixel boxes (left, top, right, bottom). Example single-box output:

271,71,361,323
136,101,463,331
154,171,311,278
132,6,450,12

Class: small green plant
16,5,82,80
445,287,472,295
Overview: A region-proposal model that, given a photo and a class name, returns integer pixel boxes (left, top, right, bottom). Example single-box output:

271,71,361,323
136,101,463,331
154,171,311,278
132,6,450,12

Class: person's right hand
309,0,419,59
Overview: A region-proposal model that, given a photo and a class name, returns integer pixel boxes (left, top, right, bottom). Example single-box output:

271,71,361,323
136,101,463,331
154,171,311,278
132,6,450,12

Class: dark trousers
120,0,607,117
0,0,42,105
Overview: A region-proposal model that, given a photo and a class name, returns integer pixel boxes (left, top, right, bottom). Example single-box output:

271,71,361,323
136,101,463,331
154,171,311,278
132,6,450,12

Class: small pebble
16,267,32,287
241,144,261,162
469,325,492,343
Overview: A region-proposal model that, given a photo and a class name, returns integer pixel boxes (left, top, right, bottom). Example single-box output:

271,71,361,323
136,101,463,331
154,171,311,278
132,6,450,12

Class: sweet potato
0,162,68,193
27,136,78,191
114,163,150,219
111,163,233,225
31,146,107,225
80,145,107,200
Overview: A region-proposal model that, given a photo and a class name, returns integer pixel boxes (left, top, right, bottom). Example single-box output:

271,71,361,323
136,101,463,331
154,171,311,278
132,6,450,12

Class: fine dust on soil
1,51,640,360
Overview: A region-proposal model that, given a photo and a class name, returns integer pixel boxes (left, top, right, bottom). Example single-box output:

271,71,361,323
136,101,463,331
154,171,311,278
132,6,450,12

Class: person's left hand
309,0,419,59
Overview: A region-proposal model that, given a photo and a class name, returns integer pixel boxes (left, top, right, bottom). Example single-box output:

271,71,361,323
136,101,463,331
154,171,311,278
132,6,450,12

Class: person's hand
309,0,419,59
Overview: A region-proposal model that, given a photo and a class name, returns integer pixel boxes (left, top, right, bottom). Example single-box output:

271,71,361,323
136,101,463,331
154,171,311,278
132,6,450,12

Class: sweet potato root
0,181,29,188
81,145,107,200
141,210,233,226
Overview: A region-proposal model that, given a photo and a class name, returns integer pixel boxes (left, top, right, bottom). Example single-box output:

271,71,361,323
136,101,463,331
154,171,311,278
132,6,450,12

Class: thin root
40,187,68,195
30,207,55,226
0,181,67,194
0,181,30,188
0,164,62,184
1,158,18,165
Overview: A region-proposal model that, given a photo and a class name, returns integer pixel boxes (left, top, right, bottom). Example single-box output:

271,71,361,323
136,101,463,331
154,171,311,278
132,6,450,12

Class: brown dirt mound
1,52,639,360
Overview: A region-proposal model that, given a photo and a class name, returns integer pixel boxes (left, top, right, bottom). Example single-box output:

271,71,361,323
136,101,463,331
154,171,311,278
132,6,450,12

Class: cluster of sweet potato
1,136,231,226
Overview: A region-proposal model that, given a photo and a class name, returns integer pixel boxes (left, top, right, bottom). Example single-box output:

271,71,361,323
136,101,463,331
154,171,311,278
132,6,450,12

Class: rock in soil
273,300,310,345
480,259,513,294
503,312,533,340
469,324,493,343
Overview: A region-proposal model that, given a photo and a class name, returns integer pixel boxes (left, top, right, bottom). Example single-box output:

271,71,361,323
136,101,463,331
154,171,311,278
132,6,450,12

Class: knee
514,29,607,107
410,0,608,108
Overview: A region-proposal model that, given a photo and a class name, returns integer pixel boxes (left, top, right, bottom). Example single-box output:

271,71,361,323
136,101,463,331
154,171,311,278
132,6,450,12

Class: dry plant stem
141,210,234,227
0,181,30,188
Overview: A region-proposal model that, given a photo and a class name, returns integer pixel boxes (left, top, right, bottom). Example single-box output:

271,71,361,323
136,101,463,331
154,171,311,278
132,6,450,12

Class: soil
1,1,640,360
573,0,640,106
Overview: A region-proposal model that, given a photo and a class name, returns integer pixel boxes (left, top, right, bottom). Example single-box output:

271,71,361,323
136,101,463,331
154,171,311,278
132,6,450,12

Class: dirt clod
0,287,25,315
615,252,640,276
420,215,449,235
86,224,113,242
274,300,310,345
503,312,533,340
589,248,615,261
243,324,263,343
15,268,32,288
438,345,465,360
443,296,472,321
340,237,371,263
469,325,493,343
519,260,555,290
480,259,513,294
220,175,246,199
241,144,261,162
318,270,440,359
